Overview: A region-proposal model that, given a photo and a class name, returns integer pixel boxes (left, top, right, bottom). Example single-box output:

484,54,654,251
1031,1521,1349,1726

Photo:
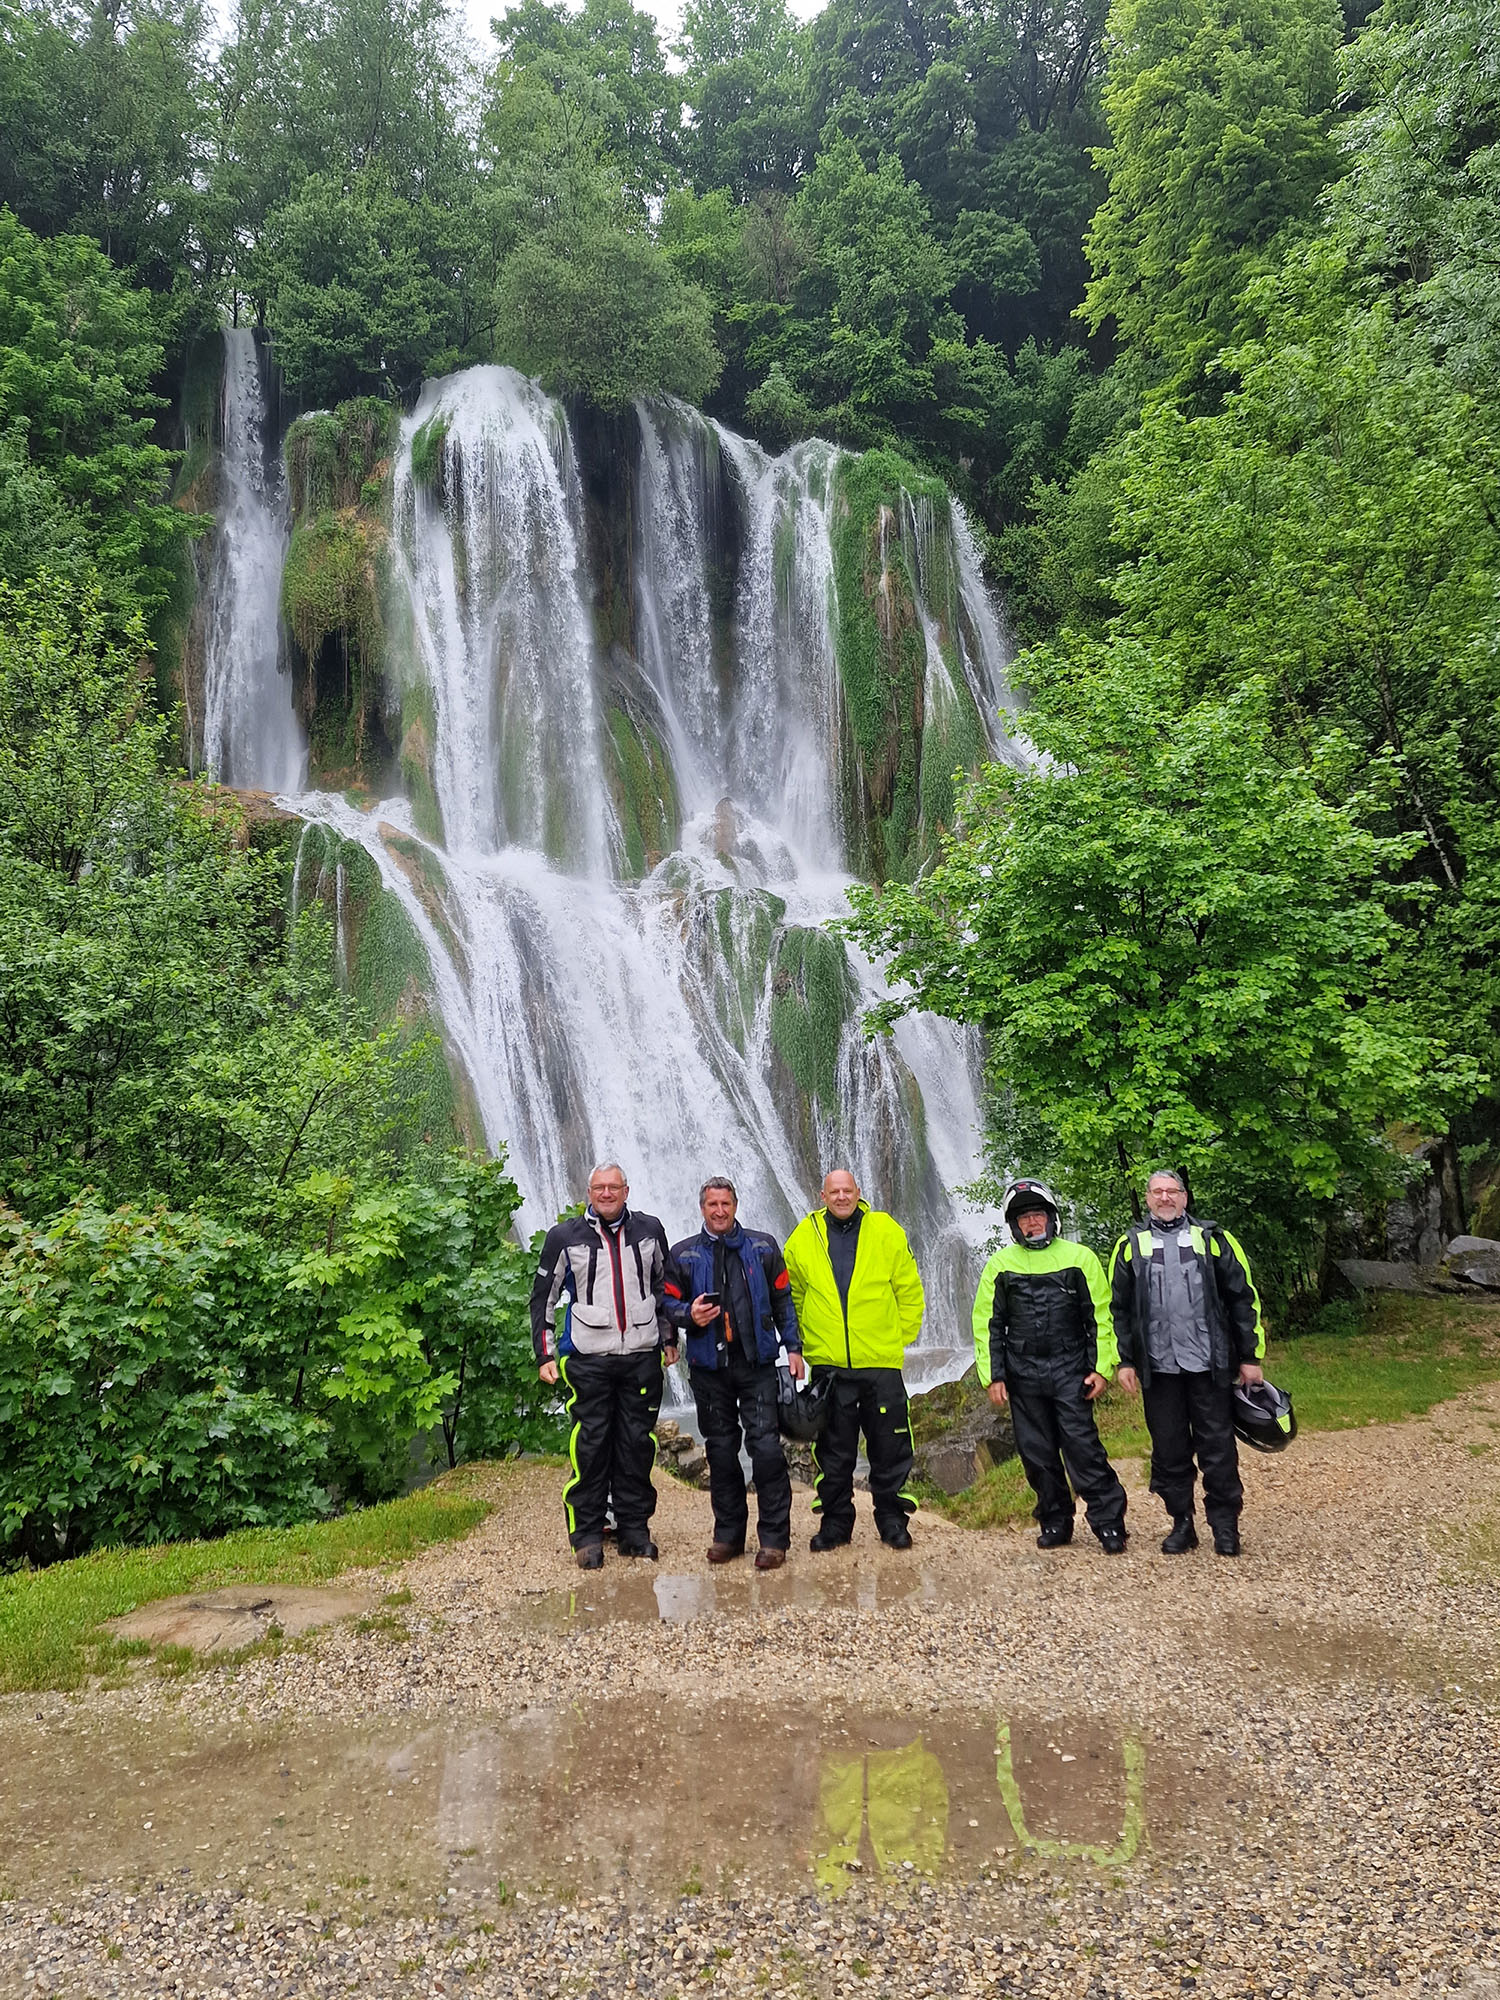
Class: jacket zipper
817,1214,854,1368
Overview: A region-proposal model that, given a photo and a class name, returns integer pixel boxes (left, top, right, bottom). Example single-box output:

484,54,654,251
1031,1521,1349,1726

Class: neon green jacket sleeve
971,1250,1004,1388
1078,1243,1119,1379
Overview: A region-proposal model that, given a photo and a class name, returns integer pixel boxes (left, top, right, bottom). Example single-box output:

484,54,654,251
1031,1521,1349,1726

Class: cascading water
247,369,1027,1381
200,327,305,790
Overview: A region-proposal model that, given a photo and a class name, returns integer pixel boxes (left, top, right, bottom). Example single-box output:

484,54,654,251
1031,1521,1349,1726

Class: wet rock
908,1369,1015,1494
1437,1235,1500,1291
916,1423,1014,1496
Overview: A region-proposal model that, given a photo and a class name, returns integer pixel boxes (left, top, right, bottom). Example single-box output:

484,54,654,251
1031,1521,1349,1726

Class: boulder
1334,1258,1434,1295
913,1411,1015,1496
1438,1235,1500,1292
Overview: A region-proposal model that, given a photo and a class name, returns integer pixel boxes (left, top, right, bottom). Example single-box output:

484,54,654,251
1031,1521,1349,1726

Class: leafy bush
0,1205,324,1564
0,1155,559,1565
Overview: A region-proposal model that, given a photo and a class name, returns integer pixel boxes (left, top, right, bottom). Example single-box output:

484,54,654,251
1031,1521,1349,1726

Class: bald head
822,1169,861,1221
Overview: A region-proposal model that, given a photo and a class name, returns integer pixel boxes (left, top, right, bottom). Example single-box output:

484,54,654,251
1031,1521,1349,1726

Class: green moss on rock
282,511,384,665
830,448,989,884
397,679,444,845
706,887,785,1053
605,705,680,878
409,413,450,490
770,926,856,1108
285,399,397,517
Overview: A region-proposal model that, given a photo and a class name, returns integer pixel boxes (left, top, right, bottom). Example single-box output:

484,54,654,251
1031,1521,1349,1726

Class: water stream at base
205,353,1028,1376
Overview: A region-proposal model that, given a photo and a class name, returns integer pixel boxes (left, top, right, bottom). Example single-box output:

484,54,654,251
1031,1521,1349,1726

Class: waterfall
201,327,305,790
239,373,1024,1382
390,367,612,870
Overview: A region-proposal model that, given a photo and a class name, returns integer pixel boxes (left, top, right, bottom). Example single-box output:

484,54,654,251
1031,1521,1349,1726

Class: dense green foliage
848,0,1500,1287
0,1153,553,1564
0,573,555,1561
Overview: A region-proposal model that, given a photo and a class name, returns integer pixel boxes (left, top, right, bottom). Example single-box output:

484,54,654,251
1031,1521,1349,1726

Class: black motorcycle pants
810,1365,915,1543
1007,1356,1126,1537
560,1347,663,1550
1142,1368,1243,1531
689,1341,792,1551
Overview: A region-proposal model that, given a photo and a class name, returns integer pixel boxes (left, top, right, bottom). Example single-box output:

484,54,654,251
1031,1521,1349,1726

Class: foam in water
200,327,305,791
235,373,1023,1378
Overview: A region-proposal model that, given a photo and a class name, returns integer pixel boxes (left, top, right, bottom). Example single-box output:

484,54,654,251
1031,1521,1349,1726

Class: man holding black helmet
972,1177,1128,1554
1109,1169,1266,1557
666,1178,803,1571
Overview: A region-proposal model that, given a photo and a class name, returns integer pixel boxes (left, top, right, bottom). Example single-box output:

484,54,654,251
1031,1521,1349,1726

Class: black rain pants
1142,1368,1243,1532
1007,1355,1127,1538
560,1348,662,1550
689,1341,792,1551
810,1365,915,1543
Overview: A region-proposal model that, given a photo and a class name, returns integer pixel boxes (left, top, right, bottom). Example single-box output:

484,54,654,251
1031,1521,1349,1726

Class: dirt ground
3,1383,1500,1999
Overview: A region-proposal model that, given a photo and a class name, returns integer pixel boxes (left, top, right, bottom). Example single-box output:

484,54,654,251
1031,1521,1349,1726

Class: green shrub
0,1155,560,1564
0,1204,325,1563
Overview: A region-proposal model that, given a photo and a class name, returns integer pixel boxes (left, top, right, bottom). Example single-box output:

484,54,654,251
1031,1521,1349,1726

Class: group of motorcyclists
530,1162,1275,1569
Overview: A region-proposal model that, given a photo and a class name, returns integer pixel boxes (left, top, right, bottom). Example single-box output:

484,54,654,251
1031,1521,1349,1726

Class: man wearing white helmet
971,1178,1128,1554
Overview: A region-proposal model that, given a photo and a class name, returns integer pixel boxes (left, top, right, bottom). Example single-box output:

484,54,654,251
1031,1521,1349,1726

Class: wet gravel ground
5,1383,1500,1999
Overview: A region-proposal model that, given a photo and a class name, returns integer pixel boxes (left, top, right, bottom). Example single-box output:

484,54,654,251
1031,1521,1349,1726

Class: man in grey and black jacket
531,1163,684,1569
1109,1170,1266,1557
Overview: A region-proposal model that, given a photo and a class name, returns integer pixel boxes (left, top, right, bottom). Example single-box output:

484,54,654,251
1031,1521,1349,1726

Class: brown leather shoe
706,1541,745,1564
754,1547,787,1571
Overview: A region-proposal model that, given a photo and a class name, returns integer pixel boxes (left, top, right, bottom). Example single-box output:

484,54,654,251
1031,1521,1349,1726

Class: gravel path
4,1383,1500,2000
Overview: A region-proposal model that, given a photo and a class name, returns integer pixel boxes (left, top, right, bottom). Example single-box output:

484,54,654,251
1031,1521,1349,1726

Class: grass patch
0,1468,491,1696
921,1292,1500,1532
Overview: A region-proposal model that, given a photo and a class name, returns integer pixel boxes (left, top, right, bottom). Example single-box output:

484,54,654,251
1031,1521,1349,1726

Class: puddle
514,1563,968,1628
104,1585,375,1654
0,1700,1241,1907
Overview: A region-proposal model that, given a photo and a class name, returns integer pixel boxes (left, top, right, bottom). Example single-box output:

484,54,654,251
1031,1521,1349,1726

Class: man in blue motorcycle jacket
666,1177,804,1570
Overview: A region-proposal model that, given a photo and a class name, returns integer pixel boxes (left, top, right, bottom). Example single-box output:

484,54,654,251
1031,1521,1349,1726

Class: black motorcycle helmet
1004,1176,1061,1248
776,1363,831,1442
1232,1379,1296,1453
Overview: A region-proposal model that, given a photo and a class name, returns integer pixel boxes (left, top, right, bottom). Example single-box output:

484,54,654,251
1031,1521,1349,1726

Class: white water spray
201,327,305,790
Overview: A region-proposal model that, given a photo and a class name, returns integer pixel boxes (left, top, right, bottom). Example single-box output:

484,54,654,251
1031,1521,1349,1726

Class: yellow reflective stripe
558,1356,582,1538
1188,1225,1206,1255
995,1720,1145,1866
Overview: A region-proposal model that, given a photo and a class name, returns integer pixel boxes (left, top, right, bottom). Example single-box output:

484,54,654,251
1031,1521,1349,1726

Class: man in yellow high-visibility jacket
783,1169,925,1551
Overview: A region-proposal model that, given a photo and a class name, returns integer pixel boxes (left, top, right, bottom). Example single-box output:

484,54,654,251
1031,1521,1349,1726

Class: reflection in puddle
2,1701,1234,1907
517,1564,960,1628
812,1718,1149,1894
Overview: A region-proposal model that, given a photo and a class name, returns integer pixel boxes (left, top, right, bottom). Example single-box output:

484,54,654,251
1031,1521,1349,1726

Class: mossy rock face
830,449,989,883
397,679,444,846
174,331,225,514
285,400,398,517
290,821,472,1149
604,701,680,879
282,510,384,664
769,925,856,1110
409,413,450,492
703,887,785,1054
282,504,396,790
